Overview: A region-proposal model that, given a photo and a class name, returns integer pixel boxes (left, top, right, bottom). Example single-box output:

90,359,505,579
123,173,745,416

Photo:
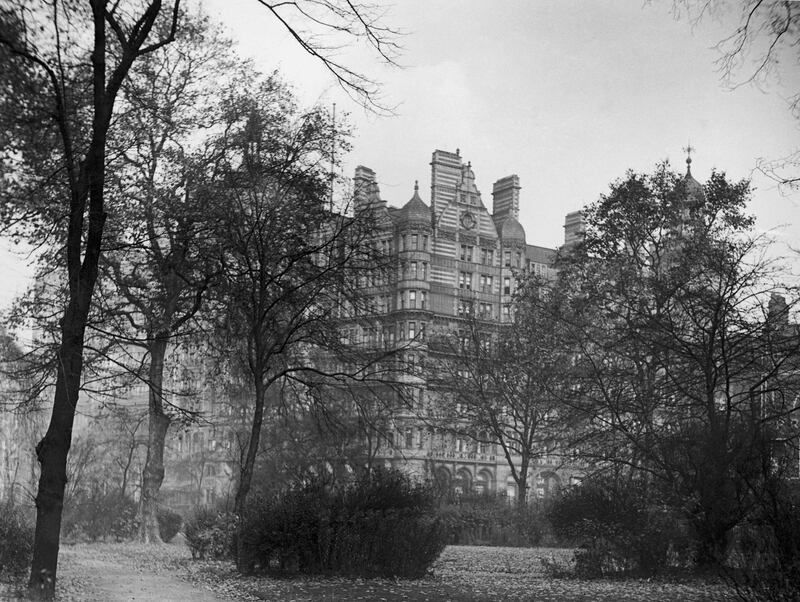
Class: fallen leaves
51,541,735,601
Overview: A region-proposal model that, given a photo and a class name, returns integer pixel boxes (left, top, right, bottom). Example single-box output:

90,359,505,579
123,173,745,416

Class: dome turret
499,216,526,243
683,146,704,202
398,181,432,225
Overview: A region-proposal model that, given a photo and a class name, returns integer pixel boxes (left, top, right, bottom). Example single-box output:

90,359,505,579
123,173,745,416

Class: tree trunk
139,335,170,543
27,300,90,599
516,461,529,510
234,375,267,572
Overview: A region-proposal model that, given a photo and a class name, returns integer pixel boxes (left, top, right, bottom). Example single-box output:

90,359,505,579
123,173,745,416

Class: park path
56,544,226,602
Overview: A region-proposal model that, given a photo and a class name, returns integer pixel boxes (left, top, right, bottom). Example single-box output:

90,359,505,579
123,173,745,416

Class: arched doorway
454,468,472,495
474,468,494,495
536,471,562,499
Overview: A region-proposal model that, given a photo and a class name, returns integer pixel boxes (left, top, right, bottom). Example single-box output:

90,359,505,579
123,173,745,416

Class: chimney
492,175,520,221
564,210,585,246
354,165,383,212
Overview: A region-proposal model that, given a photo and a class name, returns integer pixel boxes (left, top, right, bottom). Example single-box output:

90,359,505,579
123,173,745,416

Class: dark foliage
548,477,693,577
0,502,33,579
156,507,183,543
437,493,555,547
238,469,447,578
61,492,138,542
184,508,236,560
725,485,800,602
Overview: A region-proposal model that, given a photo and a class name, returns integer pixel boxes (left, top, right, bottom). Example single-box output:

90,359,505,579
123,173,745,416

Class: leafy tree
197,76,399,569
554,160,800,565
0,2,398,595
0,4,182,594
98,11,236,543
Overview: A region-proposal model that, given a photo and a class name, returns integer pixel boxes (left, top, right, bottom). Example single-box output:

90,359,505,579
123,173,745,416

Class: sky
198,0,799,246
1,0,798,309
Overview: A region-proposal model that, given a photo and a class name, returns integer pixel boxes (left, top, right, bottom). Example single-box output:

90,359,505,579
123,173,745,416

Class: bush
725,485,800,602
0,502,33,580
184,508,236,560
62,491,139,542
548,477,692,577
238,469,447,578
157,507,182,543
437,493,555,547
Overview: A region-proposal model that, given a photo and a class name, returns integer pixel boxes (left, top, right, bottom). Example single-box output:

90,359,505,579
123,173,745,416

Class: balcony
426,450,497,463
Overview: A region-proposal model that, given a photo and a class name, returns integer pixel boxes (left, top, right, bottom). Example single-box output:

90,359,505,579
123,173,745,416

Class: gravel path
53,544,225,602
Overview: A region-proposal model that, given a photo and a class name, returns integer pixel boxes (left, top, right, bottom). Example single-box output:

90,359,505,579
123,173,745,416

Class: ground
0,543,735,601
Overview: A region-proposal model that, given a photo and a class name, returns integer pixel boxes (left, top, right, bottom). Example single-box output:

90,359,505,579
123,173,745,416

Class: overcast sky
204,0,799,245
1,1,798,309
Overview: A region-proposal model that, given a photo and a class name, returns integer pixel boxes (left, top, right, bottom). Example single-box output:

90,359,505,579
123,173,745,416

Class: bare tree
670,1,800,190
428,278,571,507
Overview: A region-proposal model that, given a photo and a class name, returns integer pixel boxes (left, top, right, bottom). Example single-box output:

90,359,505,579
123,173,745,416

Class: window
405,428,414,449
410,261,418,279
504,277,511,295
480,274,493,292
460,245,473,262
401,234,407,250
398,323,405,340
412,233,419,249
480,303,493,319
504,250,511,267
422,235,429,250
409,321,416,339
409,290,416,308
420,290,427,309
516,252,522,268
459,272,472,290
400,291,406,309
503,304,511,318
421,262,428,280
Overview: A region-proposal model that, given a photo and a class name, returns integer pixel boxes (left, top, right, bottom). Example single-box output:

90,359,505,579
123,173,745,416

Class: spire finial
683,142,695,174
414,180,419,193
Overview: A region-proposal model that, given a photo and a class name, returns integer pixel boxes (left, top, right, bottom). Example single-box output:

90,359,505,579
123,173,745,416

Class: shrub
725,485,800,602
238,469,447,578
548,477,692,577
437,493,555,547
157,507,183,543
0,502,33,580
184,507,236,560
61,491,139,542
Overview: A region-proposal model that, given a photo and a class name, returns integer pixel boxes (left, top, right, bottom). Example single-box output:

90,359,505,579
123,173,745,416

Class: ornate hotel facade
344,149,584,501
